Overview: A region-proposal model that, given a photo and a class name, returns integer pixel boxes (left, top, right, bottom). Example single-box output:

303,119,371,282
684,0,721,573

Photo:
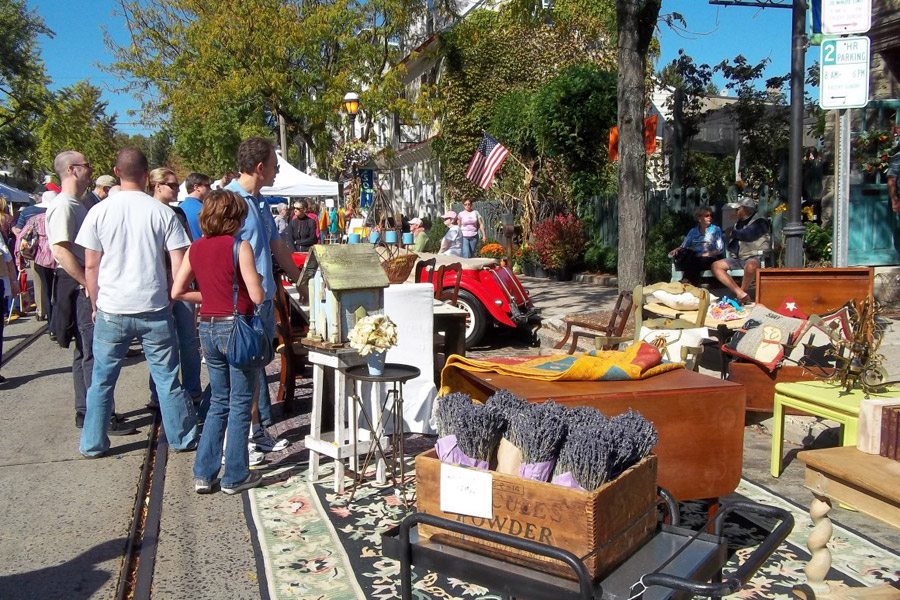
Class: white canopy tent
261,153,338,197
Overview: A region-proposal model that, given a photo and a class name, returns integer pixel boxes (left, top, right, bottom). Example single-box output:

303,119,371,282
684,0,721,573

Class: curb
573,273,618,287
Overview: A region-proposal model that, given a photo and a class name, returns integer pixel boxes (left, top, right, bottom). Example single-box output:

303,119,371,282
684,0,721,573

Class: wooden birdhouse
299,244,390,345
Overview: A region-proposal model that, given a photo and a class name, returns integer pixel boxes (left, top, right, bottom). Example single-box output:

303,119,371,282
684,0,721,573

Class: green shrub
644,211,693,284
424,220,448,253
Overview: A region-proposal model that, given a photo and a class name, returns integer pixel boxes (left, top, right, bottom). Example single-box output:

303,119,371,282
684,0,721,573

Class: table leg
842,417,860,447
308,363,324,483
771,394,787,478
374,382,387,484
333,365,346,493
804,494,834,596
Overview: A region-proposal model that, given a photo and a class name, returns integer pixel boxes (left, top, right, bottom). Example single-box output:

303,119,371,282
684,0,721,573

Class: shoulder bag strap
232,239,240,316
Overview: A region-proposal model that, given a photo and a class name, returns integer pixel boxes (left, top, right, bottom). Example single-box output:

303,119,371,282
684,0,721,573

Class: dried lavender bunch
556,426,613,490
453,402,505,462
508,400,568,464
565,405,609,430
607,410,658,475
434,392,472,438
486,389,528,430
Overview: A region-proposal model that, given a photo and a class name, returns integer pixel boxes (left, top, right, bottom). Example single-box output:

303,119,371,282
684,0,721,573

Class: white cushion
637,326,710,367
647,290,702,311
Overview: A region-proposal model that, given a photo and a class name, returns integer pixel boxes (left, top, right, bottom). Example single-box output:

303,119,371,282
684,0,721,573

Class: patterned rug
249,462,900,600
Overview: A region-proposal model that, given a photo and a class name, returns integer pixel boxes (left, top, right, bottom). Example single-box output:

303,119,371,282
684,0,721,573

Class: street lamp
343,92,360,140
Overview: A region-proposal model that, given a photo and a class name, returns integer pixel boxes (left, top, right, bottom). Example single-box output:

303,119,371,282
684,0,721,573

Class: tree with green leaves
35,81,119,175
616,0,660,291
106,0,428,177
0,0,52,162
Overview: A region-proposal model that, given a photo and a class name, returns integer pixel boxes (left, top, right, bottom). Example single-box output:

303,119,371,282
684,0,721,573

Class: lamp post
343,92,360,140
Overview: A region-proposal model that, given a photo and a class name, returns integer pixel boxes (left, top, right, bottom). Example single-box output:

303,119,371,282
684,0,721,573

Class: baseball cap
95,174,117,187
409,217,423,226
725,196,757,210
441,210,457,220
36,190,57,207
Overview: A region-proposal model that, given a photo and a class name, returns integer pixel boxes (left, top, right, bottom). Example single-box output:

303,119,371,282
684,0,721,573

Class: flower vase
367,350,386,376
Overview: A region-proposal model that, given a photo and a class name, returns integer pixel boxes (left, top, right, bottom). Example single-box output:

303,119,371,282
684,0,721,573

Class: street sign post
822,0,872,35
819,36,870,110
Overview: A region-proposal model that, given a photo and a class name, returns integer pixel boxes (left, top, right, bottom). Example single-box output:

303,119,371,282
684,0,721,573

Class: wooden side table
793,446,900,600
769,381,897,478
304,345,375,493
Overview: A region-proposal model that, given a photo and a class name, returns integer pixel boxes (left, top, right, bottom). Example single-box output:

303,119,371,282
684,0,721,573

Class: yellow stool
770,380,895,478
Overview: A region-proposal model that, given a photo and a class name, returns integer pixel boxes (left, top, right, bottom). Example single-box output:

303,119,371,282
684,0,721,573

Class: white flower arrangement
348,314,398,356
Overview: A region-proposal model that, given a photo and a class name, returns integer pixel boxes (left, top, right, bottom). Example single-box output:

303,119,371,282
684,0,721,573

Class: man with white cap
409,217,428,252
711,196,771,304
83,175,117,209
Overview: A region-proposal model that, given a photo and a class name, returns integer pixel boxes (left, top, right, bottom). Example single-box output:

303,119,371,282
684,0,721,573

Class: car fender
456,271,517,328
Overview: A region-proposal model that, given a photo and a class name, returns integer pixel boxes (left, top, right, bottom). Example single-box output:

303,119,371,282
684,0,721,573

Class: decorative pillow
818,305,853,340
637,326,710,368
722,305,807,371
785,321,843,369
647,290,701,311
776,296,808,319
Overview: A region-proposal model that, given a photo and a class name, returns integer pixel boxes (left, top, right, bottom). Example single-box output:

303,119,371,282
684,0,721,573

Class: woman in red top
172,190,265,495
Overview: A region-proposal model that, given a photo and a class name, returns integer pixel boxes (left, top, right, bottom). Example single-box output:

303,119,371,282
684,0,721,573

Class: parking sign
819,36,870,110
822,0,871,35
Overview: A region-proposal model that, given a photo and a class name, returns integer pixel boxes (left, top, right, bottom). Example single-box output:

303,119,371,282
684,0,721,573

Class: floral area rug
249,463,900,600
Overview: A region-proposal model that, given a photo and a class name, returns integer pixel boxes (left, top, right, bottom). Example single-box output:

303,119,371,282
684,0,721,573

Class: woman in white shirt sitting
438,210,462,256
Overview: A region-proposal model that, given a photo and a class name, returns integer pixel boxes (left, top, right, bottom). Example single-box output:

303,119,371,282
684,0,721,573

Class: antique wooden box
415,449,658,581
299,244,389,344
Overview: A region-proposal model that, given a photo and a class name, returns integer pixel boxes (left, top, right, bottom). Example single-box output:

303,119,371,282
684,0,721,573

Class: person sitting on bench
711,196,770,305
670,205,724,286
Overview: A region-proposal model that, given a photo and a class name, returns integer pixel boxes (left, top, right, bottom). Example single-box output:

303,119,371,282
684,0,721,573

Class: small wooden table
770,381,898,478
794,446,900,600
454,368,745,501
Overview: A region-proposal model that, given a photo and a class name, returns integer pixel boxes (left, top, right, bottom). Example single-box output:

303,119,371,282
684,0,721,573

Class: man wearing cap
711,196,771,304
410,217,428,252
83,175,117,209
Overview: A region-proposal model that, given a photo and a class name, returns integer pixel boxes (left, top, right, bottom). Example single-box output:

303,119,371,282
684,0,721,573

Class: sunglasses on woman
159,182,179,190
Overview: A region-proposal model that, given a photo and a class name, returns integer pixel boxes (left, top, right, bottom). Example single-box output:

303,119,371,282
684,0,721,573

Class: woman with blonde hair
172,189,265,495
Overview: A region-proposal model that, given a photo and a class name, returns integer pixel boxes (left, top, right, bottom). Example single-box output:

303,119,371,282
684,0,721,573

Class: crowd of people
1,138,304,495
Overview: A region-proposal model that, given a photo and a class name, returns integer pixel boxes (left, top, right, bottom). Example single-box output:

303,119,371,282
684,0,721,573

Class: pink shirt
458,209,481,238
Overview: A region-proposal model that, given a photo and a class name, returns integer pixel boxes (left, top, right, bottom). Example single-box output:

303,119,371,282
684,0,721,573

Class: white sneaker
249,426,289,453
221,443,265,466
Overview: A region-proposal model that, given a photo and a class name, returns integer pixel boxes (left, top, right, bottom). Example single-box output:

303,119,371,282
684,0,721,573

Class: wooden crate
415,450,658,581
728,362,818,414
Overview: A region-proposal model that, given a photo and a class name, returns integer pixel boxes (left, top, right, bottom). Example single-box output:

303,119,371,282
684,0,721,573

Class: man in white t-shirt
46,150,135,435
75,148,198,457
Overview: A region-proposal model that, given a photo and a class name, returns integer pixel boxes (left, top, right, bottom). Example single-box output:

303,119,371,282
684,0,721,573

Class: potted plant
479,242,507,262
348,314,398,375
532,214,585,281
514,244,541,277
852,130,898,183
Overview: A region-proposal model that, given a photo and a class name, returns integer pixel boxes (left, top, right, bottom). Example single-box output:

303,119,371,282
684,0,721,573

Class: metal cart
381,491,793,600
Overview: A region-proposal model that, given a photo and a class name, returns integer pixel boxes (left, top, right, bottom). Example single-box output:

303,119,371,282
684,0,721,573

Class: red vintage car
413,253,542,348
290,251,541,348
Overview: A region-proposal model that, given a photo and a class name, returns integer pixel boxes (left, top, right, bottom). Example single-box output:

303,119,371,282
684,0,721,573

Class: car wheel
455,289,487,349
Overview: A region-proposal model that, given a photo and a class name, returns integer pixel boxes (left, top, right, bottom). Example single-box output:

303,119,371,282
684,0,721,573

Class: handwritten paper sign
439,463,493,519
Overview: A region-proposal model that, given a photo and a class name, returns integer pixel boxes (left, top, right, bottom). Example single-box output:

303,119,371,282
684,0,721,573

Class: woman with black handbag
172,189,266,495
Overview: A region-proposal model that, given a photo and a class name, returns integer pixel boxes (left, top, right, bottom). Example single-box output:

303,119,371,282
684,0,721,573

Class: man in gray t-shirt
46,150,134,435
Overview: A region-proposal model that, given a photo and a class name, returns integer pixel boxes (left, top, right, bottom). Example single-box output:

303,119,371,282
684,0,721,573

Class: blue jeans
256,300,275,425
193,319,256,487
74,290,102,418
80,308,198,456
149,300,203,401
462,235,478,258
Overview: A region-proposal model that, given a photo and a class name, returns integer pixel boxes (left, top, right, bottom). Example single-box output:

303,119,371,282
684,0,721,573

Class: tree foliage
0,0,53,160
106,0,428,177
36,82,119,175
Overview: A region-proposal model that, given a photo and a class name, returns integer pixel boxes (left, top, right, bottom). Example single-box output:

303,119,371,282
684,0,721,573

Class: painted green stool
770,380,898,478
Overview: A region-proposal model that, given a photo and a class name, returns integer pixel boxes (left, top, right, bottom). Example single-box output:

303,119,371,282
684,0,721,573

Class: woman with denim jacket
172,189,265,495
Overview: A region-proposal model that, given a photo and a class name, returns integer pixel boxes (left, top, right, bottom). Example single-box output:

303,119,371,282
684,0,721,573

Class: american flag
465,133,509,189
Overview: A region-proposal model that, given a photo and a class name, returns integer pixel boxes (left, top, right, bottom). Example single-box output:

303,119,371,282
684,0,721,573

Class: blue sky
30,0,816,137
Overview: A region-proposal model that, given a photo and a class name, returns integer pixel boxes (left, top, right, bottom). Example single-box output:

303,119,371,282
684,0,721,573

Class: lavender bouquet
434,393,505,469
507,400,568,481
552,409,657,491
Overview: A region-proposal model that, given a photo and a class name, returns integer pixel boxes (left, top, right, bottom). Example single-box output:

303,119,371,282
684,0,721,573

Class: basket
381,252,419,284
